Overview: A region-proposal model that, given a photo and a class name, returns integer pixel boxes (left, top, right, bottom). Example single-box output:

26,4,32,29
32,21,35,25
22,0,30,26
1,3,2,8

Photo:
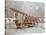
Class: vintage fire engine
10,8,42,29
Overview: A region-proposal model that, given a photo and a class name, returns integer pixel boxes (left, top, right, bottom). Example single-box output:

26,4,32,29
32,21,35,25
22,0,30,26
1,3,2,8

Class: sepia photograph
5,0,45,35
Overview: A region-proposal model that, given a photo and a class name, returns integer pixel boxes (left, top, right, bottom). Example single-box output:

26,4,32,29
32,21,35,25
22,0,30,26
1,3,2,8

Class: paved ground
5,23,45,35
